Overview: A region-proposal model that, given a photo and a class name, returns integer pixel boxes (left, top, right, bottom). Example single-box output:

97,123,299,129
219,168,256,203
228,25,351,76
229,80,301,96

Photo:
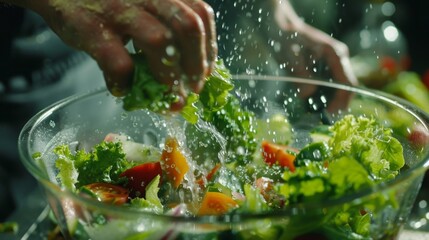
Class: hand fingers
324,41,359,87
302,25,358,86
77,26,133,96
128,11,182,87
143,0,209,92
126,11,187,110
51,9,134,97
182,0,218,76
90,37,134,96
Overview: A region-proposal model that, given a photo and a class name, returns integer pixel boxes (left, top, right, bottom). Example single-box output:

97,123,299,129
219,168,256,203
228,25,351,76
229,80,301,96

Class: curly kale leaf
54,141,132,190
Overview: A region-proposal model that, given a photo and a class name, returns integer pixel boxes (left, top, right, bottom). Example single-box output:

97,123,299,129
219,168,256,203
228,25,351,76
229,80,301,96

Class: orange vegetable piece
198,192,238,216
160,137,189,188
261,140,297,172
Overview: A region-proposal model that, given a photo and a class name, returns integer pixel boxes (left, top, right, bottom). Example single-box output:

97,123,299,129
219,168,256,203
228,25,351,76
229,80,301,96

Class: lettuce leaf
123,54,178,112
54,141,132,190
54,144,85,191
130,175,163,214
329,115,405,181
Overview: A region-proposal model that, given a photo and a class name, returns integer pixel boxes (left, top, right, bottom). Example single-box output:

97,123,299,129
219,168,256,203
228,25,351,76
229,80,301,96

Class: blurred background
1,0,429,237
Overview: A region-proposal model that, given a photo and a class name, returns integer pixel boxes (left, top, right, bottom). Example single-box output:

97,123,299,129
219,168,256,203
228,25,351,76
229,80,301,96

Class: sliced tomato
261,140,298,172
120,162,162,198
80,183,129,205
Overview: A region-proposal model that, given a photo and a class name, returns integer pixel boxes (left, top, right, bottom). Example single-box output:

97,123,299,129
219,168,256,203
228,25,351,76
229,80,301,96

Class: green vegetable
55,141,132,190
198,60,235,113
123,54,178,112
179,92,200,124
123,56,257,165
241,184,269,212
130,175,163,214
329,115,405,181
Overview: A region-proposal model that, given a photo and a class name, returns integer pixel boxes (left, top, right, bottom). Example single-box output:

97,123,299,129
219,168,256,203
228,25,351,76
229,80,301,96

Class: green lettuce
130,175,163,214
329,115,405,181
54,141,132,190
123,54,178,112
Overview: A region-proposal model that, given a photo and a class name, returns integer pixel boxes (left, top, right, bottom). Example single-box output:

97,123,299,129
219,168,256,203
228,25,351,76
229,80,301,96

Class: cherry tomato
80,183,129,205
120,162,162,198
408,124,429,149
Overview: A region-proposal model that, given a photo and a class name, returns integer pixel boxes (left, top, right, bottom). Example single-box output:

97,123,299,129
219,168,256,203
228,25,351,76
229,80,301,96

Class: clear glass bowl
18,75,429,240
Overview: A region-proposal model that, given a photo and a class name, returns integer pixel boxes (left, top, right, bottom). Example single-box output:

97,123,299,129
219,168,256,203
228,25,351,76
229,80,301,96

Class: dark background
328,0,428,75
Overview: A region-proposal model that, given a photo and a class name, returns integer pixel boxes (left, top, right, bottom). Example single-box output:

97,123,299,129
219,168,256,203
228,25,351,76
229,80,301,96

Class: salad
38,58,408,240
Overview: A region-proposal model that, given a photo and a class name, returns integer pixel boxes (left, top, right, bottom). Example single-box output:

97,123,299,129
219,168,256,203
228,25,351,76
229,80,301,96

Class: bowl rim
18,74,429,223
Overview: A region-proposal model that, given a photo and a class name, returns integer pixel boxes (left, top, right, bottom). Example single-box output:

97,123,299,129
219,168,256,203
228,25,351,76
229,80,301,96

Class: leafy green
199,61,257,165
180,92,199,124
275,115,405,238
328,156,373,197
203,96,257,165
123,54,178,112
123,56,257,165
241,184,269,212
54,144,82,191
130,175,163,214
198,60,235,113
329,115,405,181
54,141,132,190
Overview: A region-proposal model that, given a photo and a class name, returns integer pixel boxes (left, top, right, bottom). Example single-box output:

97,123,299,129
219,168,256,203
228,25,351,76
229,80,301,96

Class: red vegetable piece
261,140,297,172
81,183,129,205
120,162,162,198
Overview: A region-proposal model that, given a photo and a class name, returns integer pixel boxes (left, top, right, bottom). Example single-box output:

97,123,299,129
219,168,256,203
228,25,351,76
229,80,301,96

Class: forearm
271,0,305,31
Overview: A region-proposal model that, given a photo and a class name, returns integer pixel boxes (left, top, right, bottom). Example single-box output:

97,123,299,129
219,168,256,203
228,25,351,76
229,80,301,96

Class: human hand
266,0,358,88
23,0,217,109
257,0,357,112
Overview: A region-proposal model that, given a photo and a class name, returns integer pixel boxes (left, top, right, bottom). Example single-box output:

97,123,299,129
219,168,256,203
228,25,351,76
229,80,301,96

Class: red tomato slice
120,162,162,198
81,183,129,205
261,140,297,172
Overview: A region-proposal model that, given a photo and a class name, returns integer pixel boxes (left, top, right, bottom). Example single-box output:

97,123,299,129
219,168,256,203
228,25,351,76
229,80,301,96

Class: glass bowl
18,75,429,240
